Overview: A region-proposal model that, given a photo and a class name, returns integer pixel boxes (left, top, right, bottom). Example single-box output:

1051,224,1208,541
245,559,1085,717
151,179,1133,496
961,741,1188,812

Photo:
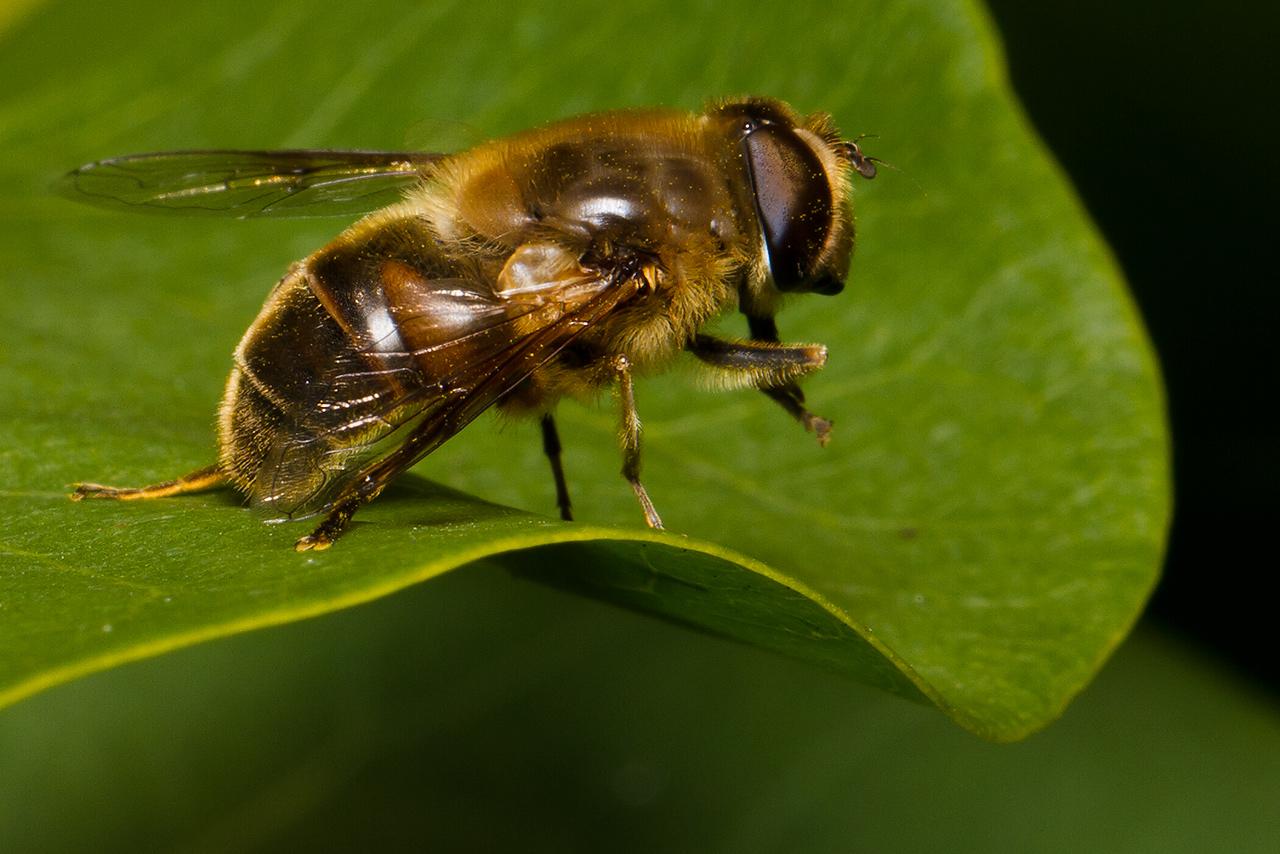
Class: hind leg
540,413,574,521
71,464,226,502
293,495,370,552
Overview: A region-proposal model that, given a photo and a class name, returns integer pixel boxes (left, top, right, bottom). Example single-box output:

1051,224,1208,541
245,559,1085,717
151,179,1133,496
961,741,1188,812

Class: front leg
690,328,833,446
748,315,833,445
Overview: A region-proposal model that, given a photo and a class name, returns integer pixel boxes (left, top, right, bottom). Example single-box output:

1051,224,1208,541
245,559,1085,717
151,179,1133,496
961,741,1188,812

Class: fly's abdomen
216,264,411,507
216,211,506,518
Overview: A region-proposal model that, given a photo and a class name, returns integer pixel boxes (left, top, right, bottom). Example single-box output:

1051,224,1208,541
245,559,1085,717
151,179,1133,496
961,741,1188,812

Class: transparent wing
248,257,644,520
56,149,445,218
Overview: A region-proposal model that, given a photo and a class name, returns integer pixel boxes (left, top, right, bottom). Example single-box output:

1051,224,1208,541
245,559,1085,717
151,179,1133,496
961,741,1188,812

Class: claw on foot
294,533,333,552
805,415,833,447
70,483,131,501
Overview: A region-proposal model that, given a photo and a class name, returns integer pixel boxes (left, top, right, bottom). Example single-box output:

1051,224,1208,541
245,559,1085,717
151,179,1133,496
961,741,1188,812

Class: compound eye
741,124,833,291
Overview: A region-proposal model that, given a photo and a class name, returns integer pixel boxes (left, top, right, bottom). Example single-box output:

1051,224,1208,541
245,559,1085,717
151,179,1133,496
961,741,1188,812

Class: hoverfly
65,97,877,550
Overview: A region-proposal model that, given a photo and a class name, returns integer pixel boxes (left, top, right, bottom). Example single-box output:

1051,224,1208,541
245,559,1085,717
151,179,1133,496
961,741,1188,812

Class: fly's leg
744,315,834,446
540,413,573,521
293,410,446,551
761,385,832,446
71,464,226,501
692,328,832,445
689,333,828,386
612,355,663,529
294,495,368,552
72,459,374,552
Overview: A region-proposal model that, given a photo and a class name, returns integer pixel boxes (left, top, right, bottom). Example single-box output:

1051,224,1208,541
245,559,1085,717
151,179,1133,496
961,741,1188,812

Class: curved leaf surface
0,0,1169,740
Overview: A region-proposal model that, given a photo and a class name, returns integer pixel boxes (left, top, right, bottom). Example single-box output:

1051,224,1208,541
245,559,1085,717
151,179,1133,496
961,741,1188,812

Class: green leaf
0,0,1168,740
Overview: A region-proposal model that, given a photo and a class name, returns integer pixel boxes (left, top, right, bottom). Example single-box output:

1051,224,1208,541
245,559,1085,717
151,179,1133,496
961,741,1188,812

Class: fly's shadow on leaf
373,473,538,527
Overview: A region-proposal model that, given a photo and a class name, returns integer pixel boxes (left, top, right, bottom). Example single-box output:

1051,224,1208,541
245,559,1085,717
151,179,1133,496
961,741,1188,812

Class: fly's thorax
416,110,759,256
576,238,737,374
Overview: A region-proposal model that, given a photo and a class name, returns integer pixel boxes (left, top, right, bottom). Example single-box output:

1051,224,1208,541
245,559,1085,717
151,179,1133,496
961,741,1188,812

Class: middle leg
612,355,663,529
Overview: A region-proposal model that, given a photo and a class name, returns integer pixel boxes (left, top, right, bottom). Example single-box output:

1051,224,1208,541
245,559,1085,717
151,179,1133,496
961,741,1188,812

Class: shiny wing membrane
242,242,642,520
57,149,444,218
